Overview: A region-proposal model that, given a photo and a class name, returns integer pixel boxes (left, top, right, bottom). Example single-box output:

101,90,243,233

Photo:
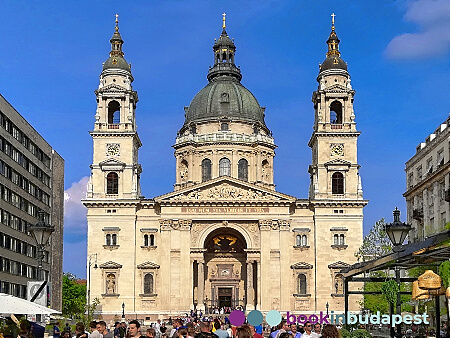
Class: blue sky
0,0,448,278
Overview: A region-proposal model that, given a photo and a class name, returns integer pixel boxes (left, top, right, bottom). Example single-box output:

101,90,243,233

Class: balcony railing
175,132,275,145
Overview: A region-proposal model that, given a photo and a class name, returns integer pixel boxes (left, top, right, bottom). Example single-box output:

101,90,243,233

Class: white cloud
384,0,450,59
64,176,89,243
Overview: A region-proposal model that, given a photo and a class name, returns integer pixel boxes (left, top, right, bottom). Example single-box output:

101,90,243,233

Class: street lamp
385,208,411,338
385,208,411,252
87,253,98,318
122,302,125,319
27,210,54,281
326,302,329,316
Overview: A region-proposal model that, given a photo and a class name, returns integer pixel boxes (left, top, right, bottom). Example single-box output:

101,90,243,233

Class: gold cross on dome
222,13,226,29
331,13,336,26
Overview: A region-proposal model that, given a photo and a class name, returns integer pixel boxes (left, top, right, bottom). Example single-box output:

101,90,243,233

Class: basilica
84,15,367,319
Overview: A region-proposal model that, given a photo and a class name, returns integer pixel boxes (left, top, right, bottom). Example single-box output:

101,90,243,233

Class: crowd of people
50,317,339,338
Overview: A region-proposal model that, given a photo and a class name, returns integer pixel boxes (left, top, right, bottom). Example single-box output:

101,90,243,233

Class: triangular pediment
154,176,296,203
324,159,352,167
291,262,313,269
323,84,352,94
99,261,122,269
137,261,160,269
328,261,351,269
99,158,126,171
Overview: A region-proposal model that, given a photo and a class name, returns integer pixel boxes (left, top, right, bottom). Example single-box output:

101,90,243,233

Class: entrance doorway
218,287,232,307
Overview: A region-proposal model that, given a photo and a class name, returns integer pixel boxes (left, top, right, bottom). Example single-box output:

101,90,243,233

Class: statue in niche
106,273,116,294
180,161,188,182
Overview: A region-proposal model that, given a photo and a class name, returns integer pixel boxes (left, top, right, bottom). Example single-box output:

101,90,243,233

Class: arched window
107,172,118,194
339,234,345,245
112,234,117,246
202,159,212,182
150,234,155,246
108,101,120,124
335,274,344,294
332,172,344,194
334,234,339,245
219,158,231,177
106,234,111,246
330,101,342,124
298,274,307,295
301,235,307,246
238,159,248,181
144,273,154,294
296,235,301,246
144,234,149,246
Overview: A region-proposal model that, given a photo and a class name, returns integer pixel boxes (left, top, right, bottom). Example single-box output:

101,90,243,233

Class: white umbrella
0,293,60,315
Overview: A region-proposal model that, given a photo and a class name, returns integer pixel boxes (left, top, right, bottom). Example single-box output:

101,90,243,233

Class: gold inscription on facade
181,207,269,214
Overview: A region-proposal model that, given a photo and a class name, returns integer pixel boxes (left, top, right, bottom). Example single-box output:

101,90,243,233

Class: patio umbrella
0,293,60,315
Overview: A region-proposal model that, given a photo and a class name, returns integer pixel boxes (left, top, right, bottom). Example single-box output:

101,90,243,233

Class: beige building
84,17,367,319
404,116,450,242
0,94,64,310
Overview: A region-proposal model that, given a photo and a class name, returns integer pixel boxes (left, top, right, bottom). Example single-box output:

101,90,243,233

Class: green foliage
355,219,392,262
62,272,86,318
349,329,371,338
444,222,450,230
339,328,351,338
439,261,450,288
381,280,400,306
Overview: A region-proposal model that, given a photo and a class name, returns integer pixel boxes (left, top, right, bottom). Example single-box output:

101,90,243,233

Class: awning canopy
0,293,61,315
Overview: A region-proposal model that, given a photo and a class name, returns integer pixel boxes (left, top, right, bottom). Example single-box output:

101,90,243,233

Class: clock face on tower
106,144,120,157
331,144,344,156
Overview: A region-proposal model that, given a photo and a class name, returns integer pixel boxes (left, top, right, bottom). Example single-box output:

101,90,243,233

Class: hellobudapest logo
227,309,430,326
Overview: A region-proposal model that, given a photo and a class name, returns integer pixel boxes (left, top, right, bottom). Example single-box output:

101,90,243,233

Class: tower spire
110,14,124,58
326,13,340,57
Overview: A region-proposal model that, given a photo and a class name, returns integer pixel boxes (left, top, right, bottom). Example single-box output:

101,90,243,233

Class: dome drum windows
238,159,248,182
219,158,231,177
202,159,212,182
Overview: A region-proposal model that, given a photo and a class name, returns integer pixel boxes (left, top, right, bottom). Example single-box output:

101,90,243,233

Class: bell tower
87,15,142,200
308,14,363,201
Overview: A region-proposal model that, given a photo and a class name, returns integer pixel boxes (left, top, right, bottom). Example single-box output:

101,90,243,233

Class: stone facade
404,116,450,242
84,18,366,319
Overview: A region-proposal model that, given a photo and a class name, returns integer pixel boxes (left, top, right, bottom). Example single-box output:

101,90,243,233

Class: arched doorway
200,228,247,312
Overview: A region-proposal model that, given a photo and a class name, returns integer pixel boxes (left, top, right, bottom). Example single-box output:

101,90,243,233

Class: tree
62,272,86,319
355,218,392,262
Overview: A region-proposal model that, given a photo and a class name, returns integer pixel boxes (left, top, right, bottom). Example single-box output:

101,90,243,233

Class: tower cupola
207,13,242,82
319,14,347,73
102,14,132,74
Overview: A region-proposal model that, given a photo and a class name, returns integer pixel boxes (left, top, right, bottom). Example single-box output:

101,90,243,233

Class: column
256,259,261,310
246,260,255,311
198,260,205,311
190,259,195,310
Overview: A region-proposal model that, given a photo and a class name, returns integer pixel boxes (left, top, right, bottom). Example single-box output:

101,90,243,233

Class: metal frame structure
341,230,450,338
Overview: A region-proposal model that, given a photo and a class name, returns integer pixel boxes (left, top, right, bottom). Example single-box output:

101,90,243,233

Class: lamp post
122,302,125,319
28,210,54,281
87,253,98,318
385,208,411,338
326,302,329,316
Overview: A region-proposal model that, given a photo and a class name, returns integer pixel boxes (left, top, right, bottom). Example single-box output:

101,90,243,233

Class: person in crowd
319,325,338,338
114,323,121,338
98,321,113,338
194,321,218,338
169,320,183,338
299,322,314,338
75,322,88,338
127,320,145,338
90,322,102,338
274,322,289,338
234,327,251,338
289,325,301,338
177,329,188,338
64,324,71,335
248,325,261,338
213,322,228,338
53,322,61,338
160,324,167,337
147,329,156,338
313,324,321,337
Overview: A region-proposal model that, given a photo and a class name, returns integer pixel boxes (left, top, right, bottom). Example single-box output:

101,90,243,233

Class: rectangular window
416,166,422,181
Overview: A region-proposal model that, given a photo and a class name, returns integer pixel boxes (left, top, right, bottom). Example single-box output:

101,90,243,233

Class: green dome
184,76,266,126
103,56,131,72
